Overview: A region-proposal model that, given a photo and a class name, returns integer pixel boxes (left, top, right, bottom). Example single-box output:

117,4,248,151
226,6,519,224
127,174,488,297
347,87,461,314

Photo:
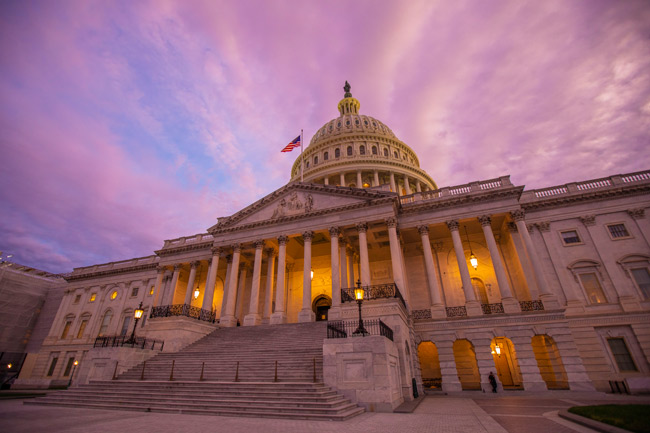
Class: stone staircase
26,322,365,420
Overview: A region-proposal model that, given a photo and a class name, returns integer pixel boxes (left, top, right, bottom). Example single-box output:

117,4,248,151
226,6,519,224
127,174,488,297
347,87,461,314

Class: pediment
209,183,395,233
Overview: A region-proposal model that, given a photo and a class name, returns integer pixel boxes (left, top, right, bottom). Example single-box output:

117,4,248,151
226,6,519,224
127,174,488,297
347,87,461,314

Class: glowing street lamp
126,302,145,344
353,280,368,336
464,226,478,270
68,360,79,387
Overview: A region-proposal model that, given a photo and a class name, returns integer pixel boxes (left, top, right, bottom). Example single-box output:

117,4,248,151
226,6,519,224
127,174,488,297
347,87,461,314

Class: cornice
399,186,524,215
154,241,213,256
521,183,650,211
65,263,158,282
413,312,567,332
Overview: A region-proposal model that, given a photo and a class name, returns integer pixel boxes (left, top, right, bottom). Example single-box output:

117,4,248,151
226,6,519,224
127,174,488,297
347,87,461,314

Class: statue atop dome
343,81,352,98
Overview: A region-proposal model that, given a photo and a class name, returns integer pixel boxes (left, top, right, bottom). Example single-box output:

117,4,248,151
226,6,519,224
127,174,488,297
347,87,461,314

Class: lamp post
67,360,78,387
126,302,145,344
353,280,368,335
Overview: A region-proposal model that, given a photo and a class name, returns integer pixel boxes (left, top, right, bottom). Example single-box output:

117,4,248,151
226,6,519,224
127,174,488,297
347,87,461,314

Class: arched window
471,278,489,304
372,146,378,155
383,148,389,157
314,156,318,165
305,161,310,168
347,146,353,156
324,151,329,161
394,151,399,158
335,148,340,158
359,145,365,155
98,310,113,337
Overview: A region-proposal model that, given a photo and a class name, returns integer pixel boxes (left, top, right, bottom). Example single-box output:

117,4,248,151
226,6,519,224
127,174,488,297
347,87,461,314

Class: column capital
478,215,492,227
510,209,526,222
278,235,289,246
536,221,551,232
226,254,233,264
232,243,241,252
506,222,518,233
627,208,645,219
338,235,347,246
328,226,340,237
356,222,368,233
173,264,183,271
189,261,200,269
417,225,429,236
156,265,166,273
264,247,276,257
384,217,397,228
431,241,445,252
211,246,222,255
302,231,314,242
579,215,596,226
446,219,459,231
254,239,265,249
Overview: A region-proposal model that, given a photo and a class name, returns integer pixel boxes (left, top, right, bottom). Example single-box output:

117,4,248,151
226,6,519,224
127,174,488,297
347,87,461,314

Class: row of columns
319,170,425,195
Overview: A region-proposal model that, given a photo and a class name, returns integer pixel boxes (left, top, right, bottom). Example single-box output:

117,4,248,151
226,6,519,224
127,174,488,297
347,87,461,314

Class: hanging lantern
464,225,478,270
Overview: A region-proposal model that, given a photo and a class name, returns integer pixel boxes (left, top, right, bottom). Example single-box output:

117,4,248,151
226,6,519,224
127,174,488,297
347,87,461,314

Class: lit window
560,230,581,245
149,286,154,295
89,293,97,302
76,320,88,338
578,273,607,304
607,338,637,371
110,291,118,300
131,287,139,297
607,224,630,239
73,295,81,304
631,268,650,299
61,321,72,339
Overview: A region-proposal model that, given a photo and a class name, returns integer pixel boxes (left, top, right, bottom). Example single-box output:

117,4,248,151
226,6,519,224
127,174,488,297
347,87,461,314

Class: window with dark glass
98,310,112,337
63,357,75,376
560,230,581,245
324,151,329,161
383,148,389,157
131,287,139,297
631,268,650,299
347,146,353,156
335,148,340,158
607,224,630,238
76,319,88,338
47,357,58,376
314,156,318,164
607,338,638,371
359,145,365,155
61,321,72,339
73,295,81,304
372,146,378,155
120,316,131,336
394,151,399,158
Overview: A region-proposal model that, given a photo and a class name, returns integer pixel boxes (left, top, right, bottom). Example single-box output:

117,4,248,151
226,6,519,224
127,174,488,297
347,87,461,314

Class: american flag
281,136,301,152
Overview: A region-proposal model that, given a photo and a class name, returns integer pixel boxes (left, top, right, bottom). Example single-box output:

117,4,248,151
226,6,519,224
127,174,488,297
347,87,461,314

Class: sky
1,0,649,273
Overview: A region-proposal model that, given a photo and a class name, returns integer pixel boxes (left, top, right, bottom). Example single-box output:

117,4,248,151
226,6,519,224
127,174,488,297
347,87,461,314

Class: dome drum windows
394,151,399,158
383,148,389,157
335,148,340,158
347,146,353,156
359,145,365,155
314,156,318,165
324,151,329,161
372,146,378,155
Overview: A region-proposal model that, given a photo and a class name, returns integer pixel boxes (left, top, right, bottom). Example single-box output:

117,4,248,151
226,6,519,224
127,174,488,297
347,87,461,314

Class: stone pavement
2,393,649,433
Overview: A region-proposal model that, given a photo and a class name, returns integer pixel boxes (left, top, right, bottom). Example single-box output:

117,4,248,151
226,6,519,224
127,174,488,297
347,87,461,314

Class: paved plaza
3,393,650,433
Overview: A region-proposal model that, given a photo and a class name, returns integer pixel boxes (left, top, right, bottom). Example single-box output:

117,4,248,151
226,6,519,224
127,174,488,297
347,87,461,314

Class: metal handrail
341,283,406,308
150,304,217,323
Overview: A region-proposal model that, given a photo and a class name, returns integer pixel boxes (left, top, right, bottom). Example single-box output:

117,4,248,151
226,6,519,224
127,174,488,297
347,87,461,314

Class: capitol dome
290,82,437,195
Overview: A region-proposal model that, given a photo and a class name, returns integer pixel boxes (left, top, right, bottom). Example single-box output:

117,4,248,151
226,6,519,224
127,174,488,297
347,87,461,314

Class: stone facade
12,86,650,404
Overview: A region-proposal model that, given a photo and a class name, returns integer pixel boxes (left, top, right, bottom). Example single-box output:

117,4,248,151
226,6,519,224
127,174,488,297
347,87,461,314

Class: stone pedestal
465,300,483,317
270,311,287,325
243,313,262,326
430,304,446,319
540,293,561,310
501,297,522,314
298,309,315,323
218,315,238,328
74,346,158,385
145,316,216,352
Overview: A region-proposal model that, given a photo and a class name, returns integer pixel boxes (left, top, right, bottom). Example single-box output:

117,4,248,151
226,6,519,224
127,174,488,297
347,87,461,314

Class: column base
430,304,446,319
540,293,561,310
298,309,315,323
441,381,462,392
270,311,287,325
243,313,262,326
327,306,342,321
465,300,483,317
501,297,521,314
219,315,238,327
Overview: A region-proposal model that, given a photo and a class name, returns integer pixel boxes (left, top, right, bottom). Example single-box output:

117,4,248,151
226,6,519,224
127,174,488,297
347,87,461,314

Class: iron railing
327,319,394,341
150,304,217,323
341,283,406,308
445,306,467,318
411,309,432,320
481,303,505,314
519,300,545,312
94,335,164,351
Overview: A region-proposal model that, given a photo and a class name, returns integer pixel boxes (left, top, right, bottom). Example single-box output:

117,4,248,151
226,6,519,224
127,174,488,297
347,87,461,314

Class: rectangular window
63,357,75,376
607,224,630,239
120,316,131,336
149,286,154,295
47,357,58,376
631,268,650,299
140,311,147,328
76,320,88,339
560,230,581,245
89,293,96,302
578,273,607,304
73,294,81,304
607,338,638,372
131,287,139,297
61,321,72,339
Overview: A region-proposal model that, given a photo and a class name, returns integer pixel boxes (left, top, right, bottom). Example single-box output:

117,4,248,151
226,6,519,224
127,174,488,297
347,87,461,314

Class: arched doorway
312,295,331,321
418,341,442,390
490,337,523,389
453,339,481,390
471,278,489,304
531,335,569,389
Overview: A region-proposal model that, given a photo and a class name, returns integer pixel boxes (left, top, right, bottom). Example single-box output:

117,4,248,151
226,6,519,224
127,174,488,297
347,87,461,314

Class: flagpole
300,129,304,183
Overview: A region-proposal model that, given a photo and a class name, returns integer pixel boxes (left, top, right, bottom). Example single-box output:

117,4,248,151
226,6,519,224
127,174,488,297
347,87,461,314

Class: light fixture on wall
193,287,200,299
464,226,478,270
311,268,314,281
491,344,502,357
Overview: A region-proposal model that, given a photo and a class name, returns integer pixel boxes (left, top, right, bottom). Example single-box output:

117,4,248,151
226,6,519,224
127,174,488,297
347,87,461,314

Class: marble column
417,226,445,318
339,237,348,289
478,216,520,313
509,333,548,391
184,261,199,306
152,266,166,307
510,210,560,309
347,248,356,289
299,231,316,322
404,175,412,195
340,173,345,186
446,220,482,316
262,248,276,322
221,245,241,327
271,236,289,324
167,264,182,305
357,170,363,188
329,227,341,319
390,172,396,193
435,337,463,392
323,177,329,185
357,223,371,286
373,170,379,186
235,265,248,323
416,180,421,193
386,218,407,305
202,247,221,311
244,240,264,326
219,255,233,319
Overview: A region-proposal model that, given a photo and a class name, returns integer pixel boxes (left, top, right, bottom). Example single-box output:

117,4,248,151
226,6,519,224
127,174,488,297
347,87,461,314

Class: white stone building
14,84,650,404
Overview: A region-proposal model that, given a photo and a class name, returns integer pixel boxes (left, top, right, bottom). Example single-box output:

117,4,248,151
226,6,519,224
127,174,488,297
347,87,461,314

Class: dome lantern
338,80,360,116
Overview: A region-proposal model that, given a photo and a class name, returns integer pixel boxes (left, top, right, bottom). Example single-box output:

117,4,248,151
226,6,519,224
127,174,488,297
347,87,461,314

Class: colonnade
316,169,429,195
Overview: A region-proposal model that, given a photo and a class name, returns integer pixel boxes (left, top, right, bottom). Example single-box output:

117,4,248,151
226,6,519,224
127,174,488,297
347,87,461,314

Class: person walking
488,372,498,393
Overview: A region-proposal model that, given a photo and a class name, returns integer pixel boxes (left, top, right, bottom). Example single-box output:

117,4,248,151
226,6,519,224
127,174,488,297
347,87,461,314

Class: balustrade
150,304,217,323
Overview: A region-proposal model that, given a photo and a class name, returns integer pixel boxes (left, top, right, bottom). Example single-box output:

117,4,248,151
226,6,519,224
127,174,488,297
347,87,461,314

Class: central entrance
312,295,332,321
